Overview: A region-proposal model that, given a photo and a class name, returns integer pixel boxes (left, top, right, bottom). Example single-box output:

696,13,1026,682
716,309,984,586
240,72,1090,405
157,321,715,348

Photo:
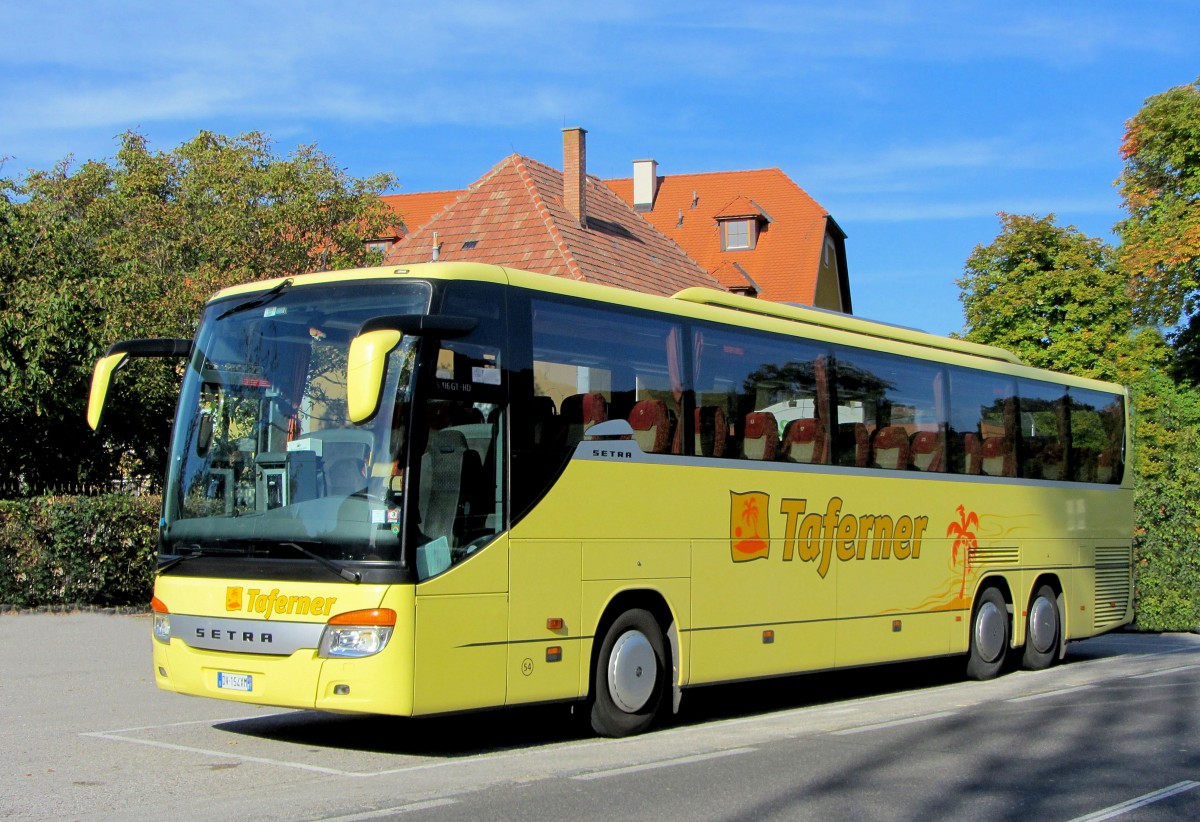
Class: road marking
830,711,956,736
1007,685,1093,703
1068,780,1200,821
80,730,357,776
1131,664,1200,679
571,747,756,781
320,798,458,820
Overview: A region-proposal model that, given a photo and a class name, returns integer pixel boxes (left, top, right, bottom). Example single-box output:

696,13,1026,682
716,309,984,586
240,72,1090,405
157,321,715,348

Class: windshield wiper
216,278,293,321
281,542,362,584
156,543,255,574
158,540,361,583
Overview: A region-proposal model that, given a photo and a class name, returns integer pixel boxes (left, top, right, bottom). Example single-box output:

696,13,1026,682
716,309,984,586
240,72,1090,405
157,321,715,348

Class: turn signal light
150,596,171,644
319,609,397,659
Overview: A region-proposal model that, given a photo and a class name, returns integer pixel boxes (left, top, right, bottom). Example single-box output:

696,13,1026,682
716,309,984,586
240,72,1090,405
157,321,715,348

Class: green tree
0,130,397,492
959,212,1200,630
1128,371,1200,630
1116,77,1200,381
957,213,1132,381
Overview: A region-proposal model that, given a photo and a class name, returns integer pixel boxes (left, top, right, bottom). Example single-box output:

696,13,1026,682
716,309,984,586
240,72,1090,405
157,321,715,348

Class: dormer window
721,218,755,251
715,196,769,252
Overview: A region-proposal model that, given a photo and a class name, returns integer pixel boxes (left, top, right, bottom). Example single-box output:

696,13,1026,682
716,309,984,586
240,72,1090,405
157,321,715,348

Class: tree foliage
959,211,1200,631
958,213,1132,381
1117,77,1200,325
1117,78,1200,383
1128,371,1200,631
0,130,396,492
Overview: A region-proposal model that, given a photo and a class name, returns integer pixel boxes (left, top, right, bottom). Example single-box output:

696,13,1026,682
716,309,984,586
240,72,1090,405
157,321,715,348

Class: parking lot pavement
5,612,1199,822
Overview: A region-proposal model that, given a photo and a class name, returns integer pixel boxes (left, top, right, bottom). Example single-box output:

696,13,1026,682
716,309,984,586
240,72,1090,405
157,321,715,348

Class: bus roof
212,262,1026,369
671,287,1025,366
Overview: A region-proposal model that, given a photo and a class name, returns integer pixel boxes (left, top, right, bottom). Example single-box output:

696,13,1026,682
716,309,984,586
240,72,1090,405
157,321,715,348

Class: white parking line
80,730,358,776
571,747,756,781
320,798,459,820
829,711,957,736
1007,685,1093,703
1131,664,1200,679
1068,780,1200,821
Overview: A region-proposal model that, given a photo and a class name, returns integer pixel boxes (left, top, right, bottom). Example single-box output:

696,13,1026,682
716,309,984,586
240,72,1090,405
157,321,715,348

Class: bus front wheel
589,609,667,737
1021,585,1060,671
966,587,1009,680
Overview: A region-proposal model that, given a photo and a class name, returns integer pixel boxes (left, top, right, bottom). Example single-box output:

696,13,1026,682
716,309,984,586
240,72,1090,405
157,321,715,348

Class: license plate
217,672,253,692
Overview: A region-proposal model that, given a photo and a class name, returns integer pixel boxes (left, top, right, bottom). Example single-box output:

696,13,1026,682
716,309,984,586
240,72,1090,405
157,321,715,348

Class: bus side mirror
347,329,403,424
346,314,478,425
87,338,192,430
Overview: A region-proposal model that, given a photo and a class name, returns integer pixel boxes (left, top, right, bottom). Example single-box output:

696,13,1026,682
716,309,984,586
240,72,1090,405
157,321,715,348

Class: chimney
563,126,587,228
632,159,658,212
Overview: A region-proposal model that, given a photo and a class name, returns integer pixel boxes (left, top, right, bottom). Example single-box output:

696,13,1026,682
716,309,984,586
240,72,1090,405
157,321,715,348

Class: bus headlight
151,596,171,644
318,609,396,658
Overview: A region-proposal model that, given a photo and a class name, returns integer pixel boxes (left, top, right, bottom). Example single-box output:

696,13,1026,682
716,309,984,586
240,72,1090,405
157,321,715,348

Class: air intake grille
972,546,1019,566
1094,546,1132,629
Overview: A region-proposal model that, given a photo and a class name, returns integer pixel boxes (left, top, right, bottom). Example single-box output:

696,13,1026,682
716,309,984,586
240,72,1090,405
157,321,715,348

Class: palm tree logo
730,491,770,561
946,505,979,598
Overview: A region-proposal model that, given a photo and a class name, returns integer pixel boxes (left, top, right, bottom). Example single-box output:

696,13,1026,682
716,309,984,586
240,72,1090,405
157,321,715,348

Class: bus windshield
162,280,431,568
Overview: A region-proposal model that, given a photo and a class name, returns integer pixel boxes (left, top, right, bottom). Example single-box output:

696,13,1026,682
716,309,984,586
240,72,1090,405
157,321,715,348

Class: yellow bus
89,262,1133,736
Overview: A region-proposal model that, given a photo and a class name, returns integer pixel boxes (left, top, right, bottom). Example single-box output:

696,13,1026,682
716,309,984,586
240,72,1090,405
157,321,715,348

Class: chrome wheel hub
608,629,656,713
974,600,1006,662
1028,595,1057,654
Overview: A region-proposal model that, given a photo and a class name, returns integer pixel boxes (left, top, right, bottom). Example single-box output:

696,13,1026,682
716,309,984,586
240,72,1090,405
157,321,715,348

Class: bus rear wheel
1021,584,1060,671
589,609,667,737
966,587,1009,680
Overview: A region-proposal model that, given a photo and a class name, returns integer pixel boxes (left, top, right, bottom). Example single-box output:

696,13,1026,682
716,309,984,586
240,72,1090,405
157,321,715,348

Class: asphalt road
3,613,1199,821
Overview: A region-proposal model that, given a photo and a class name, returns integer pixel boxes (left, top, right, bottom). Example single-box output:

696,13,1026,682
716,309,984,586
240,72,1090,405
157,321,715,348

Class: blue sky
2,1,1196,335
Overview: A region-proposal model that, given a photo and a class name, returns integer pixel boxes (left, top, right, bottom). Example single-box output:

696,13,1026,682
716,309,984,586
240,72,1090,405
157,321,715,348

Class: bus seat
427,400,456,431
871,425,910,470
963,433,982,474
628,399,673,454
326,458,367,495
836,422,869,467
561,392,608,445
981,435,1015,477
743,412,779,460
419,427,469,544
909,430,944,472
530,396,559,446
695,406,727,457
1040,443,1065,481
780,418,826,464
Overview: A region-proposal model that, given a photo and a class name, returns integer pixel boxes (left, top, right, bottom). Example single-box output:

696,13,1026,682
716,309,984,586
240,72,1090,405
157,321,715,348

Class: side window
414,339,505,580
1018,380,1067,480
528,300,682,454
831,348,946,472
692,326,828,463
1068,387,1125,484
948,368,1016,477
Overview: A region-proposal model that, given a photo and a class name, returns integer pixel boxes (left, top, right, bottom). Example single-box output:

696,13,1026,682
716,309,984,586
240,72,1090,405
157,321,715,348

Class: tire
1021,584,1061,671
589,609,668,737
966,587,1010,680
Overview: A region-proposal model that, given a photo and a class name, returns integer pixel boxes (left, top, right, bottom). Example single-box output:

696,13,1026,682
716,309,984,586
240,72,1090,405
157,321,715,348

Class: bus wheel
1021,585,1060,671
966,587,1009,680
590,609,667,737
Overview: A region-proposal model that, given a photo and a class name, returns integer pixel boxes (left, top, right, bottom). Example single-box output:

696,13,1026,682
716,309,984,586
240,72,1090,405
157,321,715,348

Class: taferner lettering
775,495,929,578
236,588,337,620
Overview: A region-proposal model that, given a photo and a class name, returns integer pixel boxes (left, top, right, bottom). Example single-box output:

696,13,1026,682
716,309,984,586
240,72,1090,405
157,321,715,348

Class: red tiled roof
379,190,463,237
384,154,720,297
605,168,838,305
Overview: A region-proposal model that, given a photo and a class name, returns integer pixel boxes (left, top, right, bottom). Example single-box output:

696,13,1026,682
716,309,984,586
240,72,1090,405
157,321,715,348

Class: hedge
0,494,160,609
